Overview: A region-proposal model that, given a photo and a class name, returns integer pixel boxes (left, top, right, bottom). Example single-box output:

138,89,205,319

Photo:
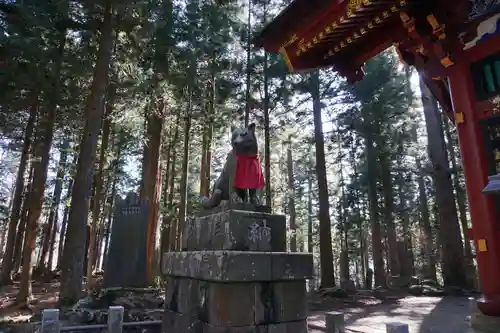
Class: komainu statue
202,123,265,209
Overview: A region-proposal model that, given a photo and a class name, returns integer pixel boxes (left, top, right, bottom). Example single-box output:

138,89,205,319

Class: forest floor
0,280,477,333
0,279,60,323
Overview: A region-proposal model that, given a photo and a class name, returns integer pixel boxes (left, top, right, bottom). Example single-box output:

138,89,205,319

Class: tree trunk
350,144,367,287
160,136,172,255
0,187,15,257
397,173,414,277
339,204,349,283
307,167,314,290
38,226,50,270
200,126,208,196
94,211,106,271
263,41,271,208
101,191,115,269
47,210,58,272
16,31,66,304
307,169,313,254
57,153,77,269
380,154,400,277
167,115,180,251
95,166,114,271
140,101,164,282
38,139,70,272
59,3,115,305
176,49,196,243
0,186,15,257
415,156,437,280
419,76,468,288
204,122,213,196
286,136,297,252
310,72,335,288
13,170,33,274
102,134,123,268
441,114,476,287
204,94,213,198
177,112,191,250
86,96,113,292
244,0,252,126
337,132,349,283
0,90,38,284
200,80,215,197
366,130,386,288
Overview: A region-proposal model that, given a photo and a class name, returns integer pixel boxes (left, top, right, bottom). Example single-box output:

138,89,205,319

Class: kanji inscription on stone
103,194,149,288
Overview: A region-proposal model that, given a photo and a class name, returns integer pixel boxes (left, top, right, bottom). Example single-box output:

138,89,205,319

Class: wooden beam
253,0,334,51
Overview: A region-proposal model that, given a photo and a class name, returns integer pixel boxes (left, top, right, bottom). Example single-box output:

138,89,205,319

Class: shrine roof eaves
252,0,329,51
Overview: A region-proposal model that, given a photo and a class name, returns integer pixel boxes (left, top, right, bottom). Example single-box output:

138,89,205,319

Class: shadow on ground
417,296,472,333
308,296,473,333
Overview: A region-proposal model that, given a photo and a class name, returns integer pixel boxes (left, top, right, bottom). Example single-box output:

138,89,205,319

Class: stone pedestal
162,209,313,333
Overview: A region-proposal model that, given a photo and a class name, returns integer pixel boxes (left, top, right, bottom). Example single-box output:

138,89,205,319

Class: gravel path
307,296,479,333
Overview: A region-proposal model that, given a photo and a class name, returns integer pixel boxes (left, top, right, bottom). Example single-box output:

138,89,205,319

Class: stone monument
161,207,313,333
162,123,313,332
103,192,149,288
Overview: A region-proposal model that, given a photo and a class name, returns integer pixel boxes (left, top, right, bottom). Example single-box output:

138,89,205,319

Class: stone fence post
41,309,60,333
325,311,345,333
108,306,124,333
386,322,409,333
41,306,125,333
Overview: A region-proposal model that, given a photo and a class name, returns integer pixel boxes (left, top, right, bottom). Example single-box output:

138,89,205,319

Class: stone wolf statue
201,123,265,209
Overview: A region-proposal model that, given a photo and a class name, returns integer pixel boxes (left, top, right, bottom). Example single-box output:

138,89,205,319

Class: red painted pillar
448,58,500,316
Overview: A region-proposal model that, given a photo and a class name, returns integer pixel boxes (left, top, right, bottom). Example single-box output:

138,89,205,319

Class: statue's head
230,123,258,155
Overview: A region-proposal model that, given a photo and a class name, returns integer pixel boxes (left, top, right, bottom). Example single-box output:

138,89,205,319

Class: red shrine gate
254,0,500,317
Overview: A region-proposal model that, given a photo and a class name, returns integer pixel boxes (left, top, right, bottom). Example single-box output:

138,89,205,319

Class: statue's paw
230,192,243,204
213,189,223,198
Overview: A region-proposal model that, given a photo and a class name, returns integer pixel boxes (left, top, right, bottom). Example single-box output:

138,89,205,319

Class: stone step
182,209,286,252
162,251,313,282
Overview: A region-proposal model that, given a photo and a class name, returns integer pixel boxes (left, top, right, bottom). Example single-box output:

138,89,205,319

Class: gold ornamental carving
347,0,364,12
282,34,298,48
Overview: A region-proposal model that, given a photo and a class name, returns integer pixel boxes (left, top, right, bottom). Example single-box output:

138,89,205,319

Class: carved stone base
163,209,311,333
183,209,285,252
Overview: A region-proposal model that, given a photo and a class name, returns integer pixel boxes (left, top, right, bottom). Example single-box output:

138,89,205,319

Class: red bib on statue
233,154,265,189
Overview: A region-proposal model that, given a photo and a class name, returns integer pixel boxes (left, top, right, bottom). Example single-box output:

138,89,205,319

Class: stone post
325,311,345,333
161,207,313,333
108,306,124,333
386,322,409,333
41,309,60,333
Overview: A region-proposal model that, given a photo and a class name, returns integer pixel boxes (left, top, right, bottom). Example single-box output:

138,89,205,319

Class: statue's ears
248,123,256,133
